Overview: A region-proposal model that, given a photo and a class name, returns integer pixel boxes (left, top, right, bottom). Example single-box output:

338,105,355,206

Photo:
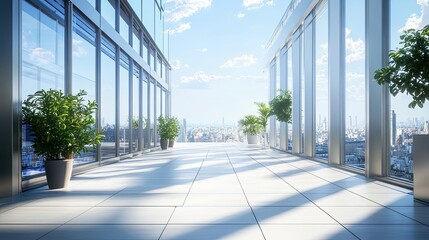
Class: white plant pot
413,134,429,203
247,134,259,144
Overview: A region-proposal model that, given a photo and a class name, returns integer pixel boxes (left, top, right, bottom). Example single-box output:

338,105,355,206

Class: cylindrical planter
160,139,168,150
45,159,74,189
168,140,175,148
247,134,259,144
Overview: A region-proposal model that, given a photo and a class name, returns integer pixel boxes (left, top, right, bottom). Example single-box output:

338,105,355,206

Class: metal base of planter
413,134,429,203
45,159,74,189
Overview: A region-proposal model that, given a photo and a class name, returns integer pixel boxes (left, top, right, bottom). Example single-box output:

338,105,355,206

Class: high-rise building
0,0,171,197
391,110,397,146
424,121,429,134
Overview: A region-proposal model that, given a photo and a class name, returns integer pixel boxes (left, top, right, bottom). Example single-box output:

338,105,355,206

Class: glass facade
314,1,328,159
21,0,65,177
18,0,171,183
389,0,429,181
268,0,424,184
344,0,365,169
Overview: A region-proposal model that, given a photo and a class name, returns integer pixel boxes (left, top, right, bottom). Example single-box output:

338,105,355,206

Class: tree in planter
22,89,103,189
157,115,169,150
238,115,262,144
255,102,271,147
167,116,180,148
374,25,429,202
374,25,429,108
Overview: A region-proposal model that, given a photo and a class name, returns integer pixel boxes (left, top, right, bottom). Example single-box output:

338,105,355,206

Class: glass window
315,1,329,159
157,56,162,76
389,0,429,181
120,52,130,155
155,4,163,50
21,0,65,178
101,36,116,160
129,0,142,20
101,0,115,28
142,73,148,148
156,85,162,145
143,38,149,63
132,64,140,152
162,89,167,116
287,46,293,152
151,47,156,72
344,0,366,168
276,56,281,149
120,6,130,44
150,80,155,147
72,10,97,165
143,0,155,39
133,25,141,55
301,33,305,154
163,62,167,82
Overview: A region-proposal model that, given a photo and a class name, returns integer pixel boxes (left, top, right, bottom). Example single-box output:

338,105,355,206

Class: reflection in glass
150,81,155,147
132,65,140,152
315,1,329,159
120,54,130,155
21,0,65,177
101,37,116,160
133,25,141,55
101,0,115,29
142,76,149,148
156,85,162,145
344,0,365,168
287,47,293,151
143,39,149,63
72,11,97,165
143,0,155,39
120,7,130,44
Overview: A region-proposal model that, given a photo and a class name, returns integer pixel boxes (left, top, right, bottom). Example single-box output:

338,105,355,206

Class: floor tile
99,193,187,206
169,207,256,224
246,193,315,207
321,206,419,225
160,225,264,240
39,225,165,240
184,194,248,206
360,193,426,207
304,191,380,207
69,207,174,224
0,207,89,224
253,207,336,224
345,224,429,240
390,206,429,225
0,225,58,240
260,224,358,240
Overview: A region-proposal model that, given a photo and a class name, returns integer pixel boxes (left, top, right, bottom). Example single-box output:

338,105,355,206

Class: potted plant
167,116,180,148
22,89,102,189
374,25,429,202
239,115,262,144
255,102,271,147
157,115,169,150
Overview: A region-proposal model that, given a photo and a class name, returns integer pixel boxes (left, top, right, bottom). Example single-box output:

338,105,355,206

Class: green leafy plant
269,90,293,123
157,115,170,140
22,89,103,160
255,102,271,133
239,115,262,135
167,116,180,140
374,25,429,108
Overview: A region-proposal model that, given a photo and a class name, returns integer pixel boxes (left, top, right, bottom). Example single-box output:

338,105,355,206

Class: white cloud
401,0,429,31
201,48,208,52
180,71,231,84
237,75,266,81
237,12,246,18
72,39,87,57
346,72,365,82
30,48,54,64
220,54,257,68
165,0,212,23
243,0,274,10
167,22,191,35
345,28,365,63
171,59,190,70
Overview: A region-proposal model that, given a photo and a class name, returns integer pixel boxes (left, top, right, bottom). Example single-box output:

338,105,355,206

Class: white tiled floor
1,143,429,240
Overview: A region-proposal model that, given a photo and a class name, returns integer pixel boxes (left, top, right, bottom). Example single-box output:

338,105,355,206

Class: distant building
424,121,429,134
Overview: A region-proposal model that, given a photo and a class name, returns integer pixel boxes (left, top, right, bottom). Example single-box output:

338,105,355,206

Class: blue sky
164,0,291,125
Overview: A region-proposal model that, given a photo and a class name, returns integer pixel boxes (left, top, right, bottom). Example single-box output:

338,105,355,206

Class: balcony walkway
1,143,429,239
